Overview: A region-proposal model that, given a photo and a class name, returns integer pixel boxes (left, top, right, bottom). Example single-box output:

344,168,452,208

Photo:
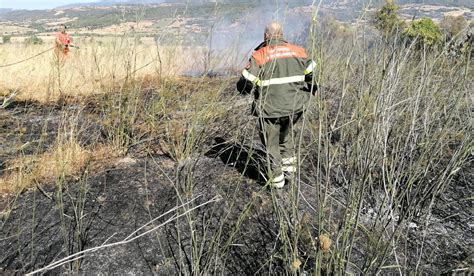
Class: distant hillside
398,0,473,8
0,0,472,39
103,0,474,6
99,0,474,8
0,9,13,15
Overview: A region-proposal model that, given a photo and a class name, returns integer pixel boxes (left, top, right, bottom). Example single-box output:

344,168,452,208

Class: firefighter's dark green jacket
237,39,317,118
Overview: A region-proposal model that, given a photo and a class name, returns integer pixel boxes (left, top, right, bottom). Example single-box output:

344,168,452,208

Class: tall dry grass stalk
296,13,472,274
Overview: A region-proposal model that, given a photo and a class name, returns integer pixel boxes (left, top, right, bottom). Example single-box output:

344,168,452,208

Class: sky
0,0,99,10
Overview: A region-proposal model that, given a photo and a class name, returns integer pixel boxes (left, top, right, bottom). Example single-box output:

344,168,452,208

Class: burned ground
0,79,472,274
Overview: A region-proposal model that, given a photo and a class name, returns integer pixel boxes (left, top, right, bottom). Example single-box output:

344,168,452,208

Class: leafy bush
374,0,404,39
403,17,442,48
2,35,11,44
24,35,44,45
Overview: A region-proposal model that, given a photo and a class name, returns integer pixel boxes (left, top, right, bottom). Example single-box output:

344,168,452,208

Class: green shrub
2,35,11,44
24,35,44,45
374,0,404,39
403,17,442,48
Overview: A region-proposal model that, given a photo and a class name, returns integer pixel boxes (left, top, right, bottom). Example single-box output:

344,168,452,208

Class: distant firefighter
237,21,317,188
55,24,74,56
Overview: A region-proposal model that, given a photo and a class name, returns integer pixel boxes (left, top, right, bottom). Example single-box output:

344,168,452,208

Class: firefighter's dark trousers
258,112,303,178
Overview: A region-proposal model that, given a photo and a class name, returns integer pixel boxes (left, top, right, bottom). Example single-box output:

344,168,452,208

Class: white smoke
186,0,317,75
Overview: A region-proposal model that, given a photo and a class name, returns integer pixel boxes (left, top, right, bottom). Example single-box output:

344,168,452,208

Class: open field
0,37,245,102
0,1,473,274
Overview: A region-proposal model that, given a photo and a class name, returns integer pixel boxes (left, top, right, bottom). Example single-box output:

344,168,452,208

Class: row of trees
374,0,471,51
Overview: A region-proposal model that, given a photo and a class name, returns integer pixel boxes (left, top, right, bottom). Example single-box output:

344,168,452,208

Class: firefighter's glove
236,77,254,95
305,73,318,95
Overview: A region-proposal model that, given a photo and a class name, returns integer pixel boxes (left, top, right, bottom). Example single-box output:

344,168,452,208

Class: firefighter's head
59,24,67,34
264,21,283,42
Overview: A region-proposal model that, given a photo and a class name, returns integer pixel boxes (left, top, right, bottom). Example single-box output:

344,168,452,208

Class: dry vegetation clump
94,75,236,160
0,134,120,194
155,78,236,161
0,139,89,193
0,102,121,194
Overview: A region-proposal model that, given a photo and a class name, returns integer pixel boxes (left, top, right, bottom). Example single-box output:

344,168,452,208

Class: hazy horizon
0,0,472,11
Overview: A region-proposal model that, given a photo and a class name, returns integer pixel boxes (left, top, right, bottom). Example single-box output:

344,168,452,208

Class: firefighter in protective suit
237,21,317,188
55,24,74,57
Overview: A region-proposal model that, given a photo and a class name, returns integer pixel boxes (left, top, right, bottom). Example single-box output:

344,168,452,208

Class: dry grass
0,39,222,102
0,140,89,193
0,140,120,194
